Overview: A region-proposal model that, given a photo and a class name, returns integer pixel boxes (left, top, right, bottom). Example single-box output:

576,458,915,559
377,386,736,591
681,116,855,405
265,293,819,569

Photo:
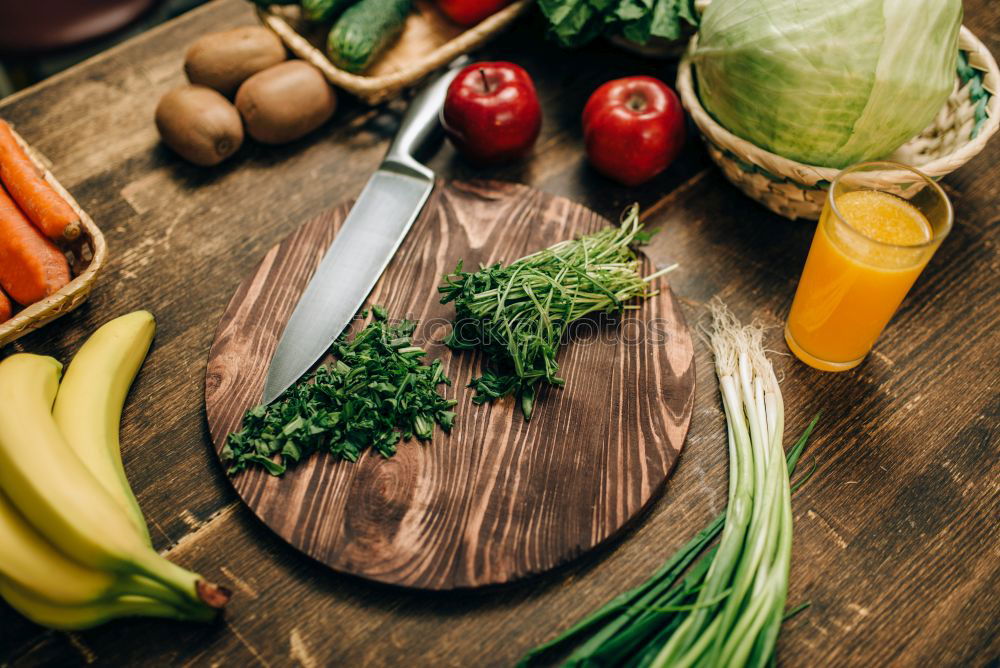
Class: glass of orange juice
785,161,952,371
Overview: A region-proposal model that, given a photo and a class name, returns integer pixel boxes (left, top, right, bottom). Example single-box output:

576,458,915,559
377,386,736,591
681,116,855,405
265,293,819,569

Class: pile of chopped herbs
539,0,699,48
438,205,672,420
224,307,457,476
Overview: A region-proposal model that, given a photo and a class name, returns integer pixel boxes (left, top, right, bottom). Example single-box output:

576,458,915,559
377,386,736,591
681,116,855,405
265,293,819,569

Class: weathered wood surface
0,0,997,664
205,181,694,589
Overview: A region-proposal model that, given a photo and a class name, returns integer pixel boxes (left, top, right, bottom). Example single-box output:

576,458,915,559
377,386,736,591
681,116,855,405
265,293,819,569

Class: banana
52,311,156,544
0,354,218,608
0,578,196,631
0,488,185,609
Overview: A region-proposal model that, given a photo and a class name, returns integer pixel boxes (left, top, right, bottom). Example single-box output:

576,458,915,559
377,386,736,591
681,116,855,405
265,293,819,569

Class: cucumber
302,0,357,22
326,0,411,74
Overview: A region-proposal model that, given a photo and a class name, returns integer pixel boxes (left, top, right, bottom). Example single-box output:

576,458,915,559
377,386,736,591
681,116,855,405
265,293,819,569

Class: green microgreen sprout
439,204,674,420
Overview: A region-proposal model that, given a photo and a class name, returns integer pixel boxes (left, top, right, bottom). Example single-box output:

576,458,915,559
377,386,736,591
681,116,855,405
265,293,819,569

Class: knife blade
261,62,464,404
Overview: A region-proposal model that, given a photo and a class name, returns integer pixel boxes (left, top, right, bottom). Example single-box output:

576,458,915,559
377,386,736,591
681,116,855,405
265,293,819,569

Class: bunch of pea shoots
439,204,673,419
521,301,819,667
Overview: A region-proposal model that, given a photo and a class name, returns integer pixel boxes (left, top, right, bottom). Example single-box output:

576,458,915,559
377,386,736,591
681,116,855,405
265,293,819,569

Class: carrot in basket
0,289,11,324
0,119,80,242
0,185,70,306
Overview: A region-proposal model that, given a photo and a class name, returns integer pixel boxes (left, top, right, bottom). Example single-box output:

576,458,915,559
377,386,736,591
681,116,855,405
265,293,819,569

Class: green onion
520,301,818,667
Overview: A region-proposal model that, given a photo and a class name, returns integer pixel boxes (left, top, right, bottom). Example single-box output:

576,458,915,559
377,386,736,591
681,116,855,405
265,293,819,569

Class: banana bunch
0,311,229,630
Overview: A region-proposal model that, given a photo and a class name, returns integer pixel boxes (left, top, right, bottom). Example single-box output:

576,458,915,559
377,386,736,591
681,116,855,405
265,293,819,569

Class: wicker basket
257,0,532,105
0,126,106,347
677,26,1000,221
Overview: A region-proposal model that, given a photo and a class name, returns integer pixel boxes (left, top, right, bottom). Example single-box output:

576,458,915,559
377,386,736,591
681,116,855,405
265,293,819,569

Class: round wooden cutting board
205,180,695,590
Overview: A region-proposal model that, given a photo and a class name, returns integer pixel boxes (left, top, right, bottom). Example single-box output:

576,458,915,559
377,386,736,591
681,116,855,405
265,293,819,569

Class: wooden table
1,1,997,665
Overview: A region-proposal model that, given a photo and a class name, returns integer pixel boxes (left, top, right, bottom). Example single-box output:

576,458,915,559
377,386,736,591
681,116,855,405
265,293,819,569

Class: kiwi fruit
155,85,244,166
235,61,336,145
184,27,286,97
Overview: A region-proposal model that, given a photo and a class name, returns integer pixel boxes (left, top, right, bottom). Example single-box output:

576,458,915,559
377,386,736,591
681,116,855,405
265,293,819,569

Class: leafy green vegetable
538,0,698,47
224,308,456,476
439,205,671,420
693,0,963,168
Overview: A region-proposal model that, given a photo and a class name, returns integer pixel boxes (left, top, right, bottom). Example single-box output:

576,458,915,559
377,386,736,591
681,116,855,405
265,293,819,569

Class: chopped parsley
224,307,457,476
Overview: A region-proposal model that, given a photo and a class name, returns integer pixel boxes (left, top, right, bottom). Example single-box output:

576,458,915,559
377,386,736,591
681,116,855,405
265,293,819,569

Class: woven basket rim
677,25,1000,186
0,126,106,347
258,0,532,104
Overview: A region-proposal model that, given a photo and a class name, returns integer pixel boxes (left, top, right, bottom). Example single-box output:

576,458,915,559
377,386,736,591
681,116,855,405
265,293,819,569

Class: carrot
0,185,70,306
0,289,11,324
0,119,80,242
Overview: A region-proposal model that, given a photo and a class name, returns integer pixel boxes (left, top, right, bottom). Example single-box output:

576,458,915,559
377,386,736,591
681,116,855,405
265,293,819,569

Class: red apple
442,62,542,165
436,0,512,25
582,76,685,187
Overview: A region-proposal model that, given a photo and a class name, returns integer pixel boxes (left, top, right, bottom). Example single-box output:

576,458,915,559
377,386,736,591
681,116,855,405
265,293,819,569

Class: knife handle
383,58,468,176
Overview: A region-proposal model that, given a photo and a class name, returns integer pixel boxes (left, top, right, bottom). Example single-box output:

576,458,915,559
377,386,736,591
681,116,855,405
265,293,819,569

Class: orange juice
786,189,938,371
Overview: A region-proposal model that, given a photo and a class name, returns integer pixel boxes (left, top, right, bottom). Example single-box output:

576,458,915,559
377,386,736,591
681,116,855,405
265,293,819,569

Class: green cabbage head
693,0,963,168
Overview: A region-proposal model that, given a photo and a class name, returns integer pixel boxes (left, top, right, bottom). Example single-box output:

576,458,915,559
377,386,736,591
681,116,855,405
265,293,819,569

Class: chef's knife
261,63,464,405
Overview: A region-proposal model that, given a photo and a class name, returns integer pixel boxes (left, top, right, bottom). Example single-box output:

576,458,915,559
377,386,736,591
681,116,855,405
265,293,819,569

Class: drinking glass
785,161,953,371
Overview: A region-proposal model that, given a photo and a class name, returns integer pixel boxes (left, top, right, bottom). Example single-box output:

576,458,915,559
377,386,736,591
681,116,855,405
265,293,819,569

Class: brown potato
235,61,336,145
184,27,286,97
155,85,244,166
